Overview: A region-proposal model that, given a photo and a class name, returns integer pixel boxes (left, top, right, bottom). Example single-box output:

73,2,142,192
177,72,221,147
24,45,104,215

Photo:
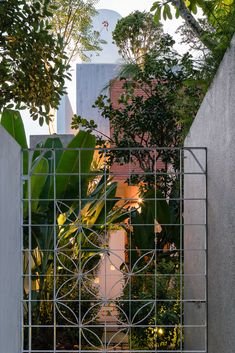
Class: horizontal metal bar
22,249,206,253
22,171,206,176
23,324,207,328
22,298,206,304
22,146,207,151
22,343,207,353
21,197,207,201
21,223,206,227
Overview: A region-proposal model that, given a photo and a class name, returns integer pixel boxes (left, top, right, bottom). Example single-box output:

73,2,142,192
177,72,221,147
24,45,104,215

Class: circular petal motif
131,301,155,325
56,276,79,300
56,301,79,325
131,250,155,274
106,250,129,275
81,302,103,325
56,251,79,274
81,327,104,350
106,327,129,350
81,252,103,275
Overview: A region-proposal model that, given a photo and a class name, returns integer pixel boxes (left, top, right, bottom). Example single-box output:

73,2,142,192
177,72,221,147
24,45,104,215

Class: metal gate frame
21,146,207,353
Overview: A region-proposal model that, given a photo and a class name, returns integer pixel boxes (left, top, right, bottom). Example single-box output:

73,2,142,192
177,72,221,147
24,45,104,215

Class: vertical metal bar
154,148,157,352
180,148,183,353
104,149,107,352
28,150,32,353
205,148,208,353
129,149,132,351
53,149,57,352
20,149,24,352
78,149,82,352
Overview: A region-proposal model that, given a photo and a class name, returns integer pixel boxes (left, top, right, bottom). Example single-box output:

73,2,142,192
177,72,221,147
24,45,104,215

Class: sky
96,0,185,51
96,0,155,16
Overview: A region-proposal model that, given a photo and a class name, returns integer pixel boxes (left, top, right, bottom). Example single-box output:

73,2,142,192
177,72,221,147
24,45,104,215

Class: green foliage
0,0,69,125
72,40,204,171
117,186,182,349
112,10,164,64
49,0,104,63
0,109,28,148
151,0,235,74
118,191,181,350
0,110,127,349
0,109,29,173
127,189,180,256
119,271,181,350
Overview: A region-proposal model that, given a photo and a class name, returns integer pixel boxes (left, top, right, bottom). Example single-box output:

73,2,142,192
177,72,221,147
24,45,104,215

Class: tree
71,41,204,189
112,10,164,65
49,0,104,64
0,0,69,125
151,0,235,60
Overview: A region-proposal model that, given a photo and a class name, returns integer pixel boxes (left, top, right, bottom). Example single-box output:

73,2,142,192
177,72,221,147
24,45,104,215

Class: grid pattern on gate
21,146,207,353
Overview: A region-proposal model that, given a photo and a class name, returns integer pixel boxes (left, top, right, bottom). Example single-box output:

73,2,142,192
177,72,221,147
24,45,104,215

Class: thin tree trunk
172,0,218,52
48,107,56,134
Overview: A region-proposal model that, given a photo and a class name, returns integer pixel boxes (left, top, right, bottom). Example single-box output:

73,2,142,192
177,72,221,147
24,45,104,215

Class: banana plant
0,109,128,323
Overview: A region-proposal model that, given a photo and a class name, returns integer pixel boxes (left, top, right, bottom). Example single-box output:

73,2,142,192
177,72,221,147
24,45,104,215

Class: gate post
0,127,21,352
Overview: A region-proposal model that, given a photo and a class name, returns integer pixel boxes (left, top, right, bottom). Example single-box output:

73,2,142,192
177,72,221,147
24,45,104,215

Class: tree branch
171,0,218,52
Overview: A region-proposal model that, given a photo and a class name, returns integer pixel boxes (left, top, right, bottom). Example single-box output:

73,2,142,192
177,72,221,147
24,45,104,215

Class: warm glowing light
154,219,162,233
110,265,116,271
94,277,100,284
158,328,164,335
138,198,143,204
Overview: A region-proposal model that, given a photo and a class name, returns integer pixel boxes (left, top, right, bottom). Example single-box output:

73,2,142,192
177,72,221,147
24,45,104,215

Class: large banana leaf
0,109,28,148
55,131,96,200
24,156,49,217
35,137,63,207
0,109,28,173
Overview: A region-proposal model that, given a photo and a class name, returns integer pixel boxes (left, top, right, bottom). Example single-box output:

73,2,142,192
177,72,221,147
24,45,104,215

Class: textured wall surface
184,148,207,352
0,127,21,353
184,35,235,353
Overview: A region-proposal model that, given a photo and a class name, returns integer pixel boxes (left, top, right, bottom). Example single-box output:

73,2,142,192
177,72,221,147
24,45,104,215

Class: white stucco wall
0,127,21,353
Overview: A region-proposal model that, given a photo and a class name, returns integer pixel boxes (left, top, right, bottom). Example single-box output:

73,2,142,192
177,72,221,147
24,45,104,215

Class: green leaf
175,7,180,19
154,6,162,23
37,137,63,206
165,4,173,20
191,3,198,14
0,109,27,148
0,109,28,174
150,1,160,11
55,131,96,200
24,156,49,218
163,6,167,20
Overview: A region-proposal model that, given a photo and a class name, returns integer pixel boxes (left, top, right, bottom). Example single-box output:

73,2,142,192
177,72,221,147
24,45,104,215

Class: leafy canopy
0,0,69,125
72,40,204,186
151,0,235,60
49,0,104,64
112,10,164,65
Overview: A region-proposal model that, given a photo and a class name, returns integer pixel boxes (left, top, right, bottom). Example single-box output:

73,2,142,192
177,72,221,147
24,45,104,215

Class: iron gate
21,146,207,352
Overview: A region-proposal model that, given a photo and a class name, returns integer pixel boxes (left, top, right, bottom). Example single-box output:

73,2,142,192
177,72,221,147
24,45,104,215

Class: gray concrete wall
57,63,120,136
30,134,74,148
76,63,120,137
184,148,207,352
0,127,21,352
184,35,235,353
